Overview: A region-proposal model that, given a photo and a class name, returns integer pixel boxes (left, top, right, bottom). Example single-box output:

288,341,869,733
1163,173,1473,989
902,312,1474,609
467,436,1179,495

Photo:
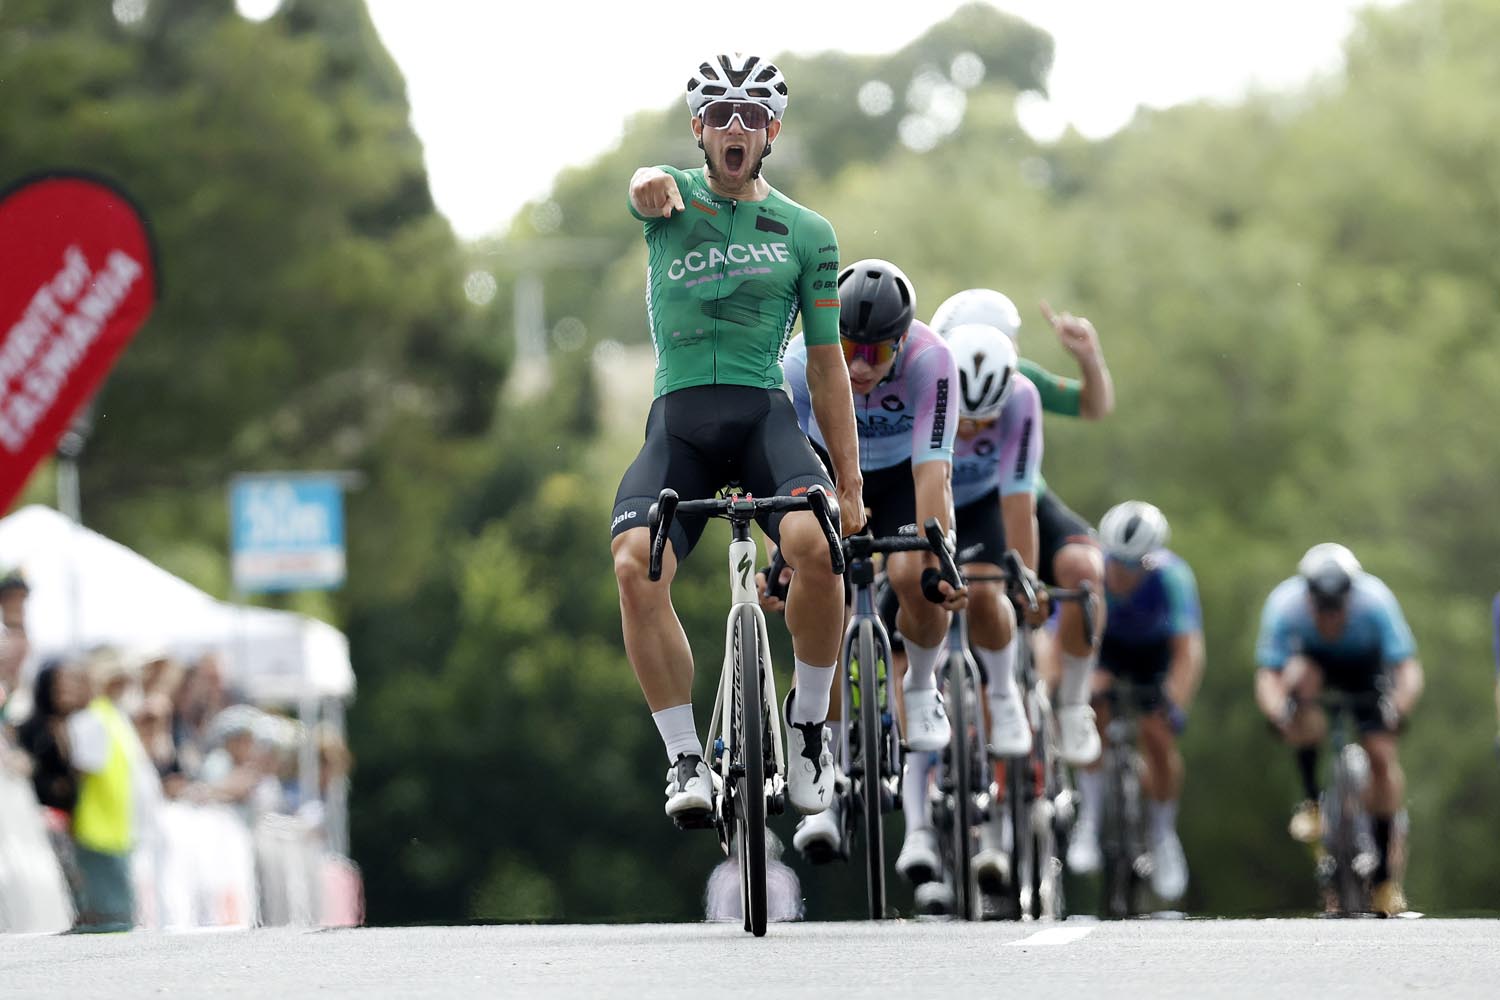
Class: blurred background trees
3,0,1497,922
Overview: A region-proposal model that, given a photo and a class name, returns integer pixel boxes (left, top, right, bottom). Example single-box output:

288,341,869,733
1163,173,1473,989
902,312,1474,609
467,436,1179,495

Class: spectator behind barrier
67,646,164,932
172,652,236,778
0,567,31,719
133,691,187,798
16,658,90,902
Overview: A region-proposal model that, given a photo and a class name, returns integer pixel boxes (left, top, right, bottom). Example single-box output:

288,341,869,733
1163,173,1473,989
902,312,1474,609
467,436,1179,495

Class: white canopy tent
0,504,353,703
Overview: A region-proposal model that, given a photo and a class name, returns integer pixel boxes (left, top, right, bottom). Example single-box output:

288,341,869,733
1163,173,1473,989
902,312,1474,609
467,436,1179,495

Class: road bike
989,549,1093,922
647,485,842,937
1311,689,1400,917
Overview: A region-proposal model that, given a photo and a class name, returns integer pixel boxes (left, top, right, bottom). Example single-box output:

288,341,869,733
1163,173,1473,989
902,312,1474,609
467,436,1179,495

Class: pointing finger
1039,300,1059,327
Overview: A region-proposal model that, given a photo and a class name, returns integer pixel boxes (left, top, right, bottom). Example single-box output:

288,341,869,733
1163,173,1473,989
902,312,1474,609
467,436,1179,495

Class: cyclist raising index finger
612,54,865,830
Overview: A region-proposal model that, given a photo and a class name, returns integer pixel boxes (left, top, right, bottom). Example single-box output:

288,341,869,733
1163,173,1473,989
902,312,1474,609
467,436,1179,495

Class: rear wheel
946,650,979,920
733,606,767,936
857,620,887,920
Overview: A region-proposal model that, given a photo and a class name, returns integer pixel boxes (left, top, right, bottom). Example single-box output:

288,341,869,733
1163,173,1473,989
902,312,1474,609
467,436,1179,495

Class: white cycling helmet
685,53,789,120
943,323,1018,421
1098,501,1170,562
930,288,1022,342
1298,542,1362,604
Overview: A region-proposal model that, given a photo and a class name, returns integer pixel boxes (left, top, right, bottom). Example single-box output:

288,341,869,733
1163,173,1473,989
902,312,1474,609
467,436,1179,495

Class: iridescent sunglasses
699,100,773,131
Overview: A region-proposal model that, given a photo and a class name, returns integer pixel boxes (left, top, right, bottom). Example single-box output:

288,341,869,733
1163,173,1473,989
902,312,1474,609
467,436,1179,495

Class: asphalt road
1,918,1494,999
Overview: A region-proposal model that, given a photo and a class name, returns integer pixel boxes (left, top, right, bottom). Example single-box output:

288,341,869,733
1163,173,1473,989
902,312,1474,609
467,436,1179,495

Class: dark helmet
837,258,916,344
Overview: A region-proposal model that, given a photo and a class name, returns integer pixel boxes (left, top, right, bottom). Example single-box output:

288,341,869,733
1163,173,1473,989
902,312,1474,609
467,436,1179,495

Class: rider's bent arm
1390,657,1424,716
1074,345,1115,419
1000,491,1039,573
1167,631,1206,710
914,459,955,537
1017,355,1114,421
1255,666,1290,723
805,343,861,493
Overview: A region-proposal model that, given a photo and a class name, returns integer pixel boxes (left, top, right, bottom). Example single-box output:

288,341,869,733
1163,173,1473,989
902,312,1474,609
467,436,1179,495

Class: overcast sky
337,0,1401,240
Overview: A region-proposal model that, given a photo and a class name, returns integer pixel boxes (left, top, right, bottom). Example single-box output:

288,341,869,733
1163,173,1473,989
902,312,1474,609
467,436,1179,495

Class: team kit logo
665,242,792,281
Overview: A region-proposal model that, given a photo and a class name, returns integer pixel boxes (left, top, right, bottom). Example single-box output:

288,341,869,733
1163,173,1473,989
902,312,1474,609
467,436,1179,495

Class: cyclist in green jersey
932,289,1114,766
612,54,865,829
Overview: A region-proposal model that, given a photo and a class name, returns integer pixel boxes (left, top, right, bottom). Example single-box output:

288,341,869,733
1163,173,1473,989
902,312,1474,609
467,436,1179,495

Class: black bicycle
1093,678,1157,920
647,485,842,937
769,520,960,920
991,549,1094,922
1312,689,1393,917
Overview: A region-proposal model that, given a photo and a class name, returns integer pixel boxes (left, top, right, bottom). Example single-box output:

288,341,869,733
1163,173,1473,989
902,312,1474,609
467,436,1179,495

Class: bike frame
703,531,786,814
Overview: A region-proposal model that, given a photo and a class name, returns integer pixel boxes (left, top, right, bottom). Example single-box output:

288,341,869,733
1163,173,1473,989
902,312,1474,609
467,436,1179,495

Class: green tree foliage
8,0,1500,923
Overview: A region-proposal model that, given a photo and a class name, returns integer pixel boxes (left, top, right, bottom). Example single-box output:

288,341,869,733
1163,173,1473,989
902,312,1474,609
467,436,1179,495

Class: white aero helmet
1298,542,1362,604
685,54,789,120
943,322,1019,421
1099,501,1171,562
930,288,1023,342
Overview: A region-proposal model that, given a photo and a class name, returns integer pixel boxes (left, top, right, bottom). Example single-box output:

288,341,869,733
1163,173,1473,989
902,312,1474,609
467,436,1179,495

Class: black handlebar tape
920,567,947,604
1002,549,1040,616
765,548,790,601
922,518,962,590
647,488,679,582
808,487,845,576
1078,581,1096,649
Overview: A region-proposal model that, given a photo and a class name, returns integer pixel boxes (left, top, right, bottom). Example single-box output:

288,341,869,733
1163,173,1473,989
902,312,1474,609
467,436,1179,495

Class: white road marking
1006,925,1096,947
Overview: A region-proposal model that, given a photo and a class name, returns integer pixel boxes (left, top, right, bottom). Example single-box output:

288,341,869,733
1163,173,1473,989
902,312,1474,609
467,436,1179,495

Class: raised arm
1040,300,1114,419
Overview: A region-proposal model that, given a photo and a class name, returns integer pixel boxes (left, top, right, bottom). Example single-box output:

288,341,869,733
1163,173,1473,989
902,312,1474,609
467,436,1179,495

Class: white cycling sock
902,638,943,692
902,750,938,837
827,717,849,757
790,658,835,724
652,704,701,763
1057,650,1097,707
1149,798,1179,841
974,640,1020,709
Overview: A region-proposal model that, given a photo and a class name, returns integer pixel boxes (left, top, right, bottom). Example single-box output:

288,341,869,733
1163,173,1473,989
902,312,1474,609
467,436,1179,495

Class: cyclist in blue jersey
1067,502,1203,904
1254,543,1424,916
773,258,967,879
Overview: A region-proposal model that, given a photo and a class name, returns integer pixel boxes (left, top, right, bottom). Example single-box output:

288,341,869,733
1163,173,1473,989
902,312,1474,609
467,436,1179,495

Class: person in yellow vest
65,647,162,932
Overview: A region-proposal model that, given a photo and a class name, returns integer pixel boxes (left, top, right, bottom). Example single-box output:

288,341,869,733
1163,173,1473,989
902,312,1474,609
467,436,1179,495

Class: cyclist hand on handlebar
755,553,793,615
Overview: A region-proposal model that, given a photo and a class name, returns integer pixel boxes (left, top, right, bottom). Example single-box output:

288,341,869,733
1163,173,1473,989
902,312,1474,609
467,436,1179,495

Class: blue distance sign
230,474,346,593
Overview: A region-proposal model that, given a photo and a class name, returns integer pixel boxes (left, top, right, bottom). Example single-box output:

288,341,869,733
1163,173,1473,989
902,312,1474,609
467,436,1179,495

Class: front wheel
945,649,980,920
733,606,767,936
856,620,887,920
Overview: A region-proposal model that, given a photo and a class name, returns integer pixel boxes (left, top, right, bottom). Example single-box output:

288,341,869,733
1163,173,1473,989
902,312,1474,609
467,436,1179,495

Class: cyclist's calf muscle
613,527,694,712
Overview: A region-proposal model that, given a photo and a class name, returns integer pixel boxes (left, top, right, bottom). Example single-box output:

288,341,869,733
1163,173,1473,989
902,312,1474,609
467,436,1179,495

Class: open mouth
725,145,746,173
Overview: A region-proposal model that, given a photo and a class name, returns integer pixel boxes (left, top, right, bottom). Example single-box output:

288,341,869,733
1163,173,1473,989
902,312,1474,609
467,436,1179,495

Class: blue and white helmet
685,54,789,120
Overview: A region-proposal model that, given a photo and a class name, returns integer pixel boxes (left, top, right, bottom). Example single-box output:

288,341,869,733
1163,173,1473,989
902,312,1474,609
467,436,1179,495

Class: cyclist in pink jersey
775,259,967,869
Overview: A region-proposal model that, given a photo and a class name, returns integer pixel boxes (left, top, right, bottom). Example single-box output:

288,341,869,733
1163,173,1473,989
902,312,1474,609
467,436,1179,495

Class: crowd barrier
2,771,362,932
0,769,73,932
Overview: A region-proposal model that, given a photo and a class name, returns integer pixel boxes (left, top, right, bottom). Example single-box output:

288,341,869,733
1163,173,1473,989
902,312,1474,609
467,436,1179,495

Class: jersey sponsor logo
814,298,838,308
817,243,837,254
880,394,904,413
929,377,950,449
691,199,718,216
737,551,753,591
857,412,914,438
666,242,790,280
816,261,838,272
611,510,638,530
755,215,789,235
974,438,997,457
1013,417,1033,478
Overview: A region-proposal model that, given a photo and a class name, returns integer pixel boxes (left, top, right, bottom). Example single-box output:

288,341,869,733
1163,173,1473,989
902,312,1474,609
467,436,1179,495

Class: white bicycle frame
703,535,787,809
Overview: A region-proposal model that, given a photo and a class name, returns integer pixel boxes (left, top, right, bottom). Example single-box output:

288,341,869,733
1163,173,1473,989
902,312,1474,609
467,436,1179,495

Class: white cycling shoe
793,797,843,863
1150,828,1189,902
973,822,1012,895
664,754,714,824
1067,819,1101,875
1056,704,1102,766
988,694,1033,757
903,686,951,752
784,693,836,815
896,827,941,885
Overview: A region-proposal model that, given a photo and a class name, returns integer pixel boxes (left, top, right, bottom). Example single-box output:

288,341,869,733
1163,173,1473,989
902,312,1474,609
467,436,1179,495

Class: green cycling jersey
631,165,840,398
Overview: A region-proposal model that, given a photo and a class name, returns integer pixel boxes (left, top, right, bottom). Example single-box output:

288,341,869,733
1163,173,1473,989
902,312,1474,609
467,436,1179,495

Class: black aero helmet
837,258,916,344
